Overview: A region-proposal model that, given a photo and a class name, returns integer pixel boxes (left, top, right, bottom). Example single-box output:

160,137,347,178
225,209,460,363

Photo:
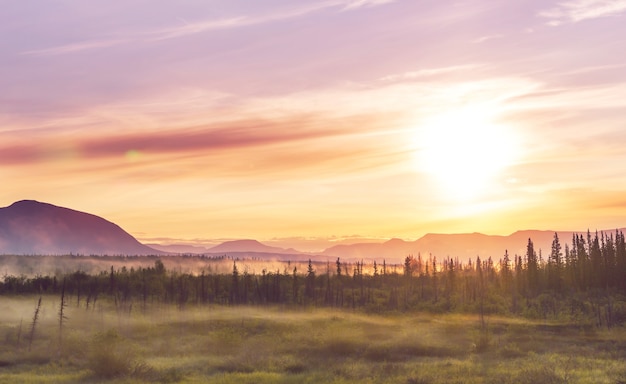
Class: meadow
2,295,626,384
3,231,626,383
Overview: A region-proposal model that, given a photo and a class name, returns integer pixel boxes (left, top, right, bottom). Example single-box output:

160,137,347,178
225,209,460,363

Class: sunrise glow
2,1,626,250
416,106,519,202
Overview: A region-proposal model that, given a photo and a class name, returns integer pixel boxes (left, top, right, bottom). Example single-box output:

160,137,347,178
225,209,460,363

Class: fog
0,254,346,279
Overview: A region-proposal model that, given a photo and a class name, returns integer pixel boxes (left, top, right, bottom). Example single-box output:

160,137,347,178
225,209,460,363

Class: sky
2,0,626,251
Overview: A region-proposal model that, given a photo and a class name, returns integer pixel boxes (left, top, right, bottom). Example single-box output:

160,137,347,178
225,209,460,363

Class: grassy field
1,296,626,383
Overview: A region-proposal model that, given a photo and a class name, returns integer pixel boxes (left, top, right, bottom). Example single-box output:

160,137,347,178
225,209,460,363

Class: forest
2,231,626,383
3,231,626,325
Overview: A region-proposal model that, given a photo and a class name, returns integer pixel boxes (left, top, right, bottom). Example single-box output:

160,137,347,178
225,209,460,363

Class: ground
1,296,626,383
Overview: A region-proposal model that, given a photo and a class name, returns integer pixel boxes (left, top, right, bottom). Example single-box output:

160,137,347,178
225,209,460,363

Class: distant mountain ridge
206,239,300,254
147,243,213,254
321,229,626,263
2,200,622,262
147,240,302,255
0,200,162,255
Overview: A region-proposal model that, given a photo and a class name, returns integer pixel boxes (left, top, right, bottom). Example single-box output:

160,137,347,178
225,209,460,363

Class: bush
473,331,491,353
406,376,432,384
88,329,137,378
498,343,526,359
515,367,566,384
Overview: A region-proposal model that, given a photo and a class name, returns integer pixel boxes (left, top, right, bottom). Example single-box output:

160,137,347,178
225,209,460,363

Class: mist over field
3,0,626,382
0,254,324,279
3,199,626,382
3,295,626,383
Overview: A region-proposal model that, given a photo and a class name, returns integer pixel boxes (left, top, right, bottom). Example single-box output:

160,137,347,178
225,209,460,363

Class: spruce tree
549,232,563,292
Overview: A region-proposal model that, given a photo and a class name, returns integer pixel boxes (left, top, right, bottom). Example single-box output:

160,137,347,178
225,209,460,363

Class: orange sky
2,1,626,251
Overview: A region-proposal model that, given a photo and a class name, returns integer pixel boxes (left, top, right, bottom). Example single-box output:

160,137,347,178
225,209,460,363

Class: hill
322,229,626,263
0,200,163,255
207,239,300,255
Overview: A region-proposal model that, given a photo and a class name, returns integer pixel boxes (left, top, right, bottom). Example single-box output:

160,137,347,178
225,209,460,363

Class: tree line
2,231,626,325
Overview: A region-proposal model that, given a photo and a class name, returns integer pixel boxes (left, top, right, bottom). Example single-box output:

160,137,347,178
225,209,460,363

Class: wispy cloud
149,3,331,41
472,34,503,44
379,64,485,82
152,0,395,39
0,117,340,165
20,0,396,55
505,81,626,110
539,0,626,25
560,63,626,75
342,0,395,10
21,39,128,56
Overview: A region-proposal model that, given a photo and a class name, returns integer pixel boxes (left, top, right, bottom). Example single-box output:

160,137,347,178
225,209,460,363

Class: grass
1,296,626,383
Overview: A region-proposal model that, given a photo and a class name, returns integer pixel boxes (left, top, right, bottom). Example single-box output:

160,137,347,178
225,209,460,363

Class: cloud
471,34,503,44
0,117,340,164
146,10,280,40
505,81,626,111
18,0,398,56
539,0,626,25
20,39,128,56
151,0,395,40
379,64,485,82
560,63,626,75
0,74,544,167
0,109,410,187
342,0,395,10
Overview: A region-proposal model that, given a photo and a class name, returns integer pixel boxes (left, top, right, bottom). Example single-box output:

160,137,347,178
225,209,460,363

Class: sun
415,107,518,201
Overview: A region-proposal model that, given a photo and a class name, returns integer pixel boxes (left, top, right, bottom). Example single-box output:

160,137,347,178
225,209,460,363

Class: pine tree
231,261,239,304
292,267,299,304
28,297,42,352
305,259,315,301
616,230,626,290
589,231,602,288
501,250,511,291
404,255,415,277
549,232,563,292
58,278,68,357
526,238,538,295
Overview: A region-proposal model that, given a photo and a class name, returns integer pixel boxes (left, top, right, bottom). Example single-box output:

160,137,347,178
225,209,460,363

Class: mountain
0,200,163,255
146,243,212,254
322,229,626,263
206,239,300,255
4,199,621,262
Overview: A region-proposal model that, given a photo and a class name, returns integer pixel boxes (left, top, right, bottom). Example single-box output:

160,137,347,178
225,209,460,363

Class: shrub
284,362,307,374
473,331,491,353
406,376,432,384
498,343,526,359
88,329,137,378
515,367,566,384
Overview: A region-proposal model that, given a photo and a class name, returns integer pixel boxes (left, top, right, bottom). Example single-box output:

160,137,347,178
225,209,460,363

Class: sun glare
415,107,518,201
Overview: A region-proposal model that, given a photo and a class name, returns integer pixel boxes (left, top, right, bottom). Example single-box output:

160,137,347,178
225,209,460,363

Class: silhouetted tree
305,259,315,302
549,233,563,292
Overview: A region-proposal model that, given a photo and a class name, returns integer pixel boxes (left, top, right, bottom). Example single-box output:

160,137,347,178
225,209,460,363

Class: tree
58,278,68,357
305,259,316,301
404,255,415,277
616,230,626,290
28,297,42,352
475,256,486,328
501,250,511,291
336,258,342,277
230,261,239,304
589,231,602,288
292,267,299,304
549,232,563,292
526,238,538,295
